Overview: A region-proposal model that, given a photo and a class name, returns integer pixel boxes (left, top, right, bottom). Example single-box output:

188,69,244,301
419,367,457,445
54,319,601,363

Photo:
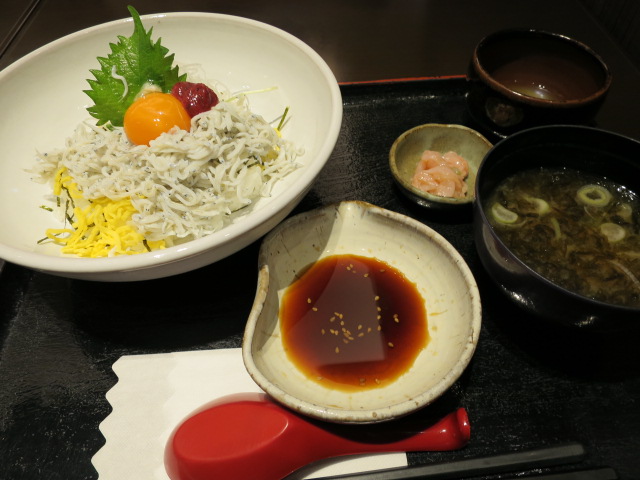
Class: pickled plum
171,81,219,117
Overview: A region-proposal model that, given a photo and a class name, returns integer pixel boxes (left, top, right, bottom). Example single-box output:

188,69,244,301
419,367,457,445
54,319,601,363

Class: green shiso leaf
83,5,187,127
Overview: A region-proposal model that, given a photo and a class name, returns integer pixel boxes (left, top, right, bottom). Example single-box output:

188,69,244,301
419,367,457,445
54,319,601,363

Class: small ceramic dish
242,201,481,423
389,124,492,211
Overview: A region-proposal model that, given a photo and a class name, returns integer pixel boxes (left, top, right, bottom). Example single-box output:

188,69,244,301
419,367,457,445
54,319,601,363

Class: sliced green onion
576,184,612,207
549,217,563,240
609,260,640,292
491,203,519,224
600,222,627,243
523,194,550,215
226,86,278,102
616,203,633,223
277,106,290,131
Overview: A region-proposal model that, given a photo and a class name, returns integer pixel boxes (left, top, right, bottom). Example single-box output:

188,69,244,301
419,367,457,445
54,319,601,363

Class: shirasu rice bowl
30,90,302,257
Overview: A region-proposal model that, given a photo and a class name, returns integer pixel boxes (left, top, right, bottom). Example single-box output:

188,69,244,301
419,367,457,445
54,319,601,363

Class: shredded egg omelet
44,168,165,257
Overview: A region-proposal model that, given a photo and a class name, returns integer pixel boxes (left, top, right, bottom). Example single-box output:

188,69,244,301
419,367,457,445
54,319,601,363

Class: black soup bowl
467,29,612,137
474,125,640,331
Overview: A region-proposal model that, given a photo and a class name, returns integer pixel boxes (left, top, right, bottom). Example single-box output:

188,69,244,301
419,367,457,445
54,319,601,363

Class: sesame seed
307,298,312,303
321,329,325,335
357,324,363,330
388,342,394,348
374,295,380,301
335,347,340,353
377,325,382,331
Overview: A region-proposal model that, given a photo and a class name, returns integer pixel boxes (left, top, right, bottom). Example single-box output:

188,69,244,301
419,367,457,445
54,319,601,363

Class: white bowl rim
242,201,482,423
0,11,343,277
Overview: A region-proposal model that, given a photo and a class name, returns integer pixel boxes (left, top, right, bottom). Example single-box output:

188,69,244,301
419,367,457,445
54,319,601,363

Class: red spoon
165,392,470,480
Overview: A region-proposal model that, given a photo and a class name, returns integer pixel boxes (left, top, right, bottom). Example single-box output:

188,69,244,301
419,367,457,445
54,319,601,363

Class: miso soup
486,167,640,308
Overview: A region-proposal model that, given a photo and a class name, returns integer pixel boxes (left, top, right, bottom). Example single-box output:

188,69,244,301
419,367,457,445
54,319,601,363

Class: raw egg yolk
124,92,191,146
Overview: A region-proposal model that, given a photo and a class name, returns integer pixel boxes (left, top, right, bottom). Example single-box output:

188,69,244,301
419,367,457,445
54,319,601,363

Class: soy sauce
281,254,428,391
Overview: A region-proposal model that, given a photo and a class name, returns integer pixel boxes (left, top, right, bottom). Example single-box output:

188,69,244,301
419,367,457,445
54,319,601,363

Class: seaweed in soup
486,167,640,308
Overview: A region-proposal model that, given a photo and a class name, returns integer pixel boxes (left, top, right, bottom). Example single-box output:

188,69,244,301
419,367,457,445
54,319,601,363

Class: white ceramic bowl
0,12,342,281
243,201,481,423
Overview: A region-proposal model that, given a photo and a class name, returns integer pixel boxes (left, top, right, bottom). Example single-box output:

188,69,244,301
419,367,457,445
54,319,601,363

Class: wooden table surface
1,1,640,480
2,0,640,140
0,0,39,59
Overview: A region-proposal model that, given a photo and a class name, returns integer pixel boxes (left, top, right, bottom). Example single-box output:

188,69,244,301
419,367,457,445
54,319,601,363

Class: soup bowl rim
471,28,613,108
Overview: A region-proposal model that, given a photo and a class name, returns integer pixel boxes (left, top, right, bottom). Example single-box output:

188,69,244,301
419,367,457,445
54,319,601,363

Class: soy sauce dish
474,125,640,331
242,201,481,423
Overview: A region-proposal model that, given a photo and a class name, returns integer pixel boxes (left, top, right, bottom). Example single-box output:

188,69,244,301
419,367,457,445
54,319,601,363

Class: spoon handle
322,408,470,455
391,407,470,452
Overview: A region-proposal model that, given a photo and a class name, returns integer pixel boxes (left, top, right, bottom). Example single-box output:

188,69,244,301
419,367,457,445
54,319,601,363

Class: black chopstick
313,443,588,480
502,467,618,480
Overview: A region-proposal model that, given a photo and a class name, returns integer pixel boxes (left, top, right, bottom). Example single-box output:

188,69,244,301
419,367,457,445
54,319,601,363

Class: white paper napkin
91,348,407,479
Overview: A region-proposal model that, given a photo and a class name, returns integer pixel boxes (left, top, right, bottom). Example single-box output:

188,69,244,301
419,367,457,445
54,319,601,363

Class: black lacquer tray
1,78,639,480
